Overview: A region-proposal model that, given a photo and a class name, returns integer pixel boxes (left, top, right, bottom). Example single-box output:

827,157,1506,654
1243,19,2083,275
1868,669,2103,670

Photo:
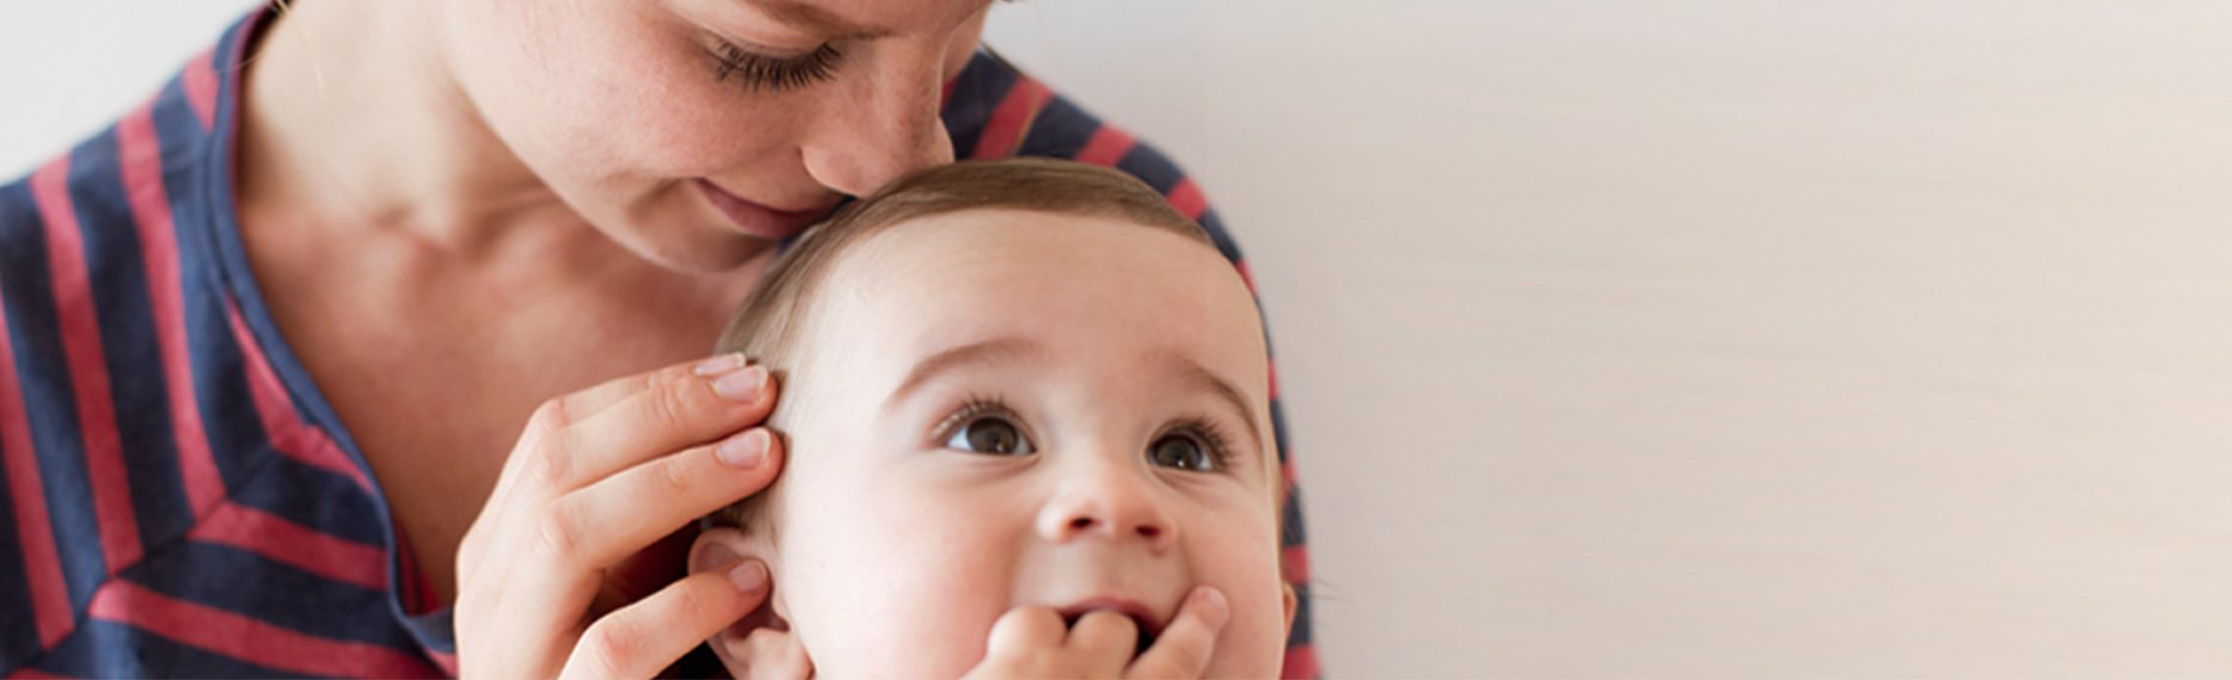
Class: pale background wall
6,2,2231,677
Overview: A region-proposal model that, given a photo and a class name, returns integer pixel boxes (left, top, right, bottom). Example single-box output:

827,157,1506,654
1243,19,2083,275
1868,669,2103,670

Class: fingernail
712,365,768,402
694,353,747,376
1198,586,1230,628
728,561,768,594
717,430,768,468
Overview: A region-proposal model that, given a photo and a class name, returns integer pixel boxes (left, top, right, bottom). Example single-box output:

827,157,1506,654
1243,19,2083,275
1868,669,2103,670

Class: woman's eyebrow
883,336,1043,413
737,0,892,40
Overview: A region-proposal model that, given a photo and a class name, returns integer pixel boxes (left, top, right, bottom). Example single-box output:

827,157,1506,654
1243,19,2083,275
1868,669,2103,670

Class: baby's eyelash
711,39,842,92
929,398,1242,472
932,394,1018,443
1166,415,1238,472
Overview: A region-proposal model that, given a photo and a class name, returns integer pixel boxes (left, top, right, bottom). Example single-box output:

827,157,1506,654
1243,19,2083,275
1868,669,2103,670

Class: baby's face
708,209,1291,678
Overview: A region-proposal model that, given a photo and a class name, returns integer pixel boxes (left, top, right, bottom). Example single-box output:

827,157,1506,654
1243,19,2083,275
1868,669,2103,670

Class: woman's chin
642,236,776,274
596,218,777,274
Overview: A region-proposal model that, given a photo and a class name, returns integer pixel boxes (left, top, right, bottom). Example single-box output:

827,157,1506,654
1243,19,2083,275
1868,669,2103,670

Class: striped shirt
0,7,1317,678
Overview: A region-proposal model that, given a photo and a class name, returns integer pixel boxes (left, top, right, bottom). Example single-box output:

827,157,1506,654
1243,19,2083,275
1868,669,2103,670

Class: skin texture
689,209,1297,679
225,0,995,676
440,0,980,269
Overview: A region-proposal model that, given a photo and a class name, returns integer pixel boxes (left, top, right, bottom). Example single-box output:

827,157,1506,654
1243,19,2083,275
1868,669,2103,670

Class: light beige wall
985,2,2232,677
0,1,247,177
7,2,2230,677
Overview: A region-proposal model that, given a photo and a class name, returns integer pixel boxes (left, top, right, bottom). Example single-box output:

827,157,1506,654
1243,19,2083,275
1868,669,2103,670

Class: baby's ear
1281,581,1300,640
689,527,810,680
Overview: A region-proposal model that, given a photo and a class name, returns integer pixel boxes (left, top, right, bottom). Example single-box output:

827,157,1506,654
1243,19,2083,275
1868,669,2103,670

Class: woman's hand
455,354,786,679
961,586,1231,680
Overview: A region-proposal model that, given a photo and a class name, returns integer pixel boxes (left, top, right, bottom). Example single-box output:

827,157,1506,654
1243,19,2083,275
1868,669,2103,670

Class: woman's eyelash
711,40,843,92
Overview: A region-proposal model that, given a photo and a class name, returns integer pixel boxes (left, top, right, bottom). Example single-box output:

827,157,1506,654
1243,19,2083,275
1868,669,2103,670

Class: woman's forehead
721,0,993,38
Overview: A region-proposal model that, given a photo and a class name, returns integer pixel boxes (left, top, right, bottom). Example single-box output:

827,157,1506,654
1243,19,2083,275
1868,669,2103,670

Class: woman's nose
802,43,956,197
1035,459,1179,554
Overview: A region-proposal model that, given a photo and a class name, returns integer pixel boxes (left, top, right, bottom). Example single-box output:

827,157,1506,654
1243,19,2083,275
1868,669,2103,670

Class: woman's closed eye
709,37,844,92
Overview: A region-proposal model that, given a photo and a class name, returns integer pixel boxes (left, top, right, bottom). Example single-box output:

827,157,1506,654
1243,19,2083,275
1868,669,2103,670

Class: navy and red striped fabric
0,8,1316,679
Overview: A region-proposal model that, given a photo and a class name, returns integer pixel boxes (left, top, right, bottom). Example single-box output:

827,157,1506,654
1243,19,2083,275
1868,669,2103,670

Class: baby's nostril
1069,516,1095,531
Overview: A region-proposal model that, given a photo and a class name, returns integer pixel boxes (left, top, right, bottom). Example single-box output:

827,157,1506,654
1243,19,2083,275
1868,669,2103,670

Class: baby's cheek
1193,522,1291,677
1205,577,1293,679
807,572,1012,677
787,518,1018,676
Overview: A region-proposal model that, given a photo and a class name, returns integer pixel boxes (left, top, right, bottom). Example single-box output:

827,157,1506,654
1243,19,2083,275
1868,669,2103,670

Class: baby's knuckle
1012,650,1058,675
1022,616,1067,642
1163,641,1210,676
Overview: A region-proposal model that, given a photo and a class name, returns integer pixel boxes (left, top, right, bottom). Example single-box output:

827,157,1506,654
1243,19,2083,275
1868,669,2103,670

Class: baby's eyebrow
883,336,1044,413
1159,351,1268,460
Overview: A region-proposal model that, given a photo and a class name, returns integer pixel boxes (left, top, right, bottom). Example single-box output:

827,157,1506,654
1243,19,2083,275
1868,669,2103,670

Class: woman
0,1,1315,677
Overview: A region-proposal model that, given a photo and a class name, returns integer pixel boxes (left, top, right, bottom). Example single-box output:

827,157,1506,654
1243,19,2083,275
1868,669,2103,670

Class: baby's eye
944,415,1036,456
1147,433,1216,472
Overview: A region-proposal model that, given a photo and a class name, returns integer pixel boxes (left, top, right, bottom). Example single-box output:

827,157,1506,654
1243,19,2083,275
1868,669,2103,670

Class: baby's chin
858,624,1278,679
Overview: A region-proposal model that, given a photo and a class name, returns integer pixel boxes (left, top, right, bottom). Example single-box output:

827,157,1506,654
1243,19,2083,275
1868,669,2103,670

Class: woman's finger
497,355,732,474
589,526,700,614
559,560,773,680
539,428,785,569
558,353,751,425
531,357,777,493
1126,587,1229,680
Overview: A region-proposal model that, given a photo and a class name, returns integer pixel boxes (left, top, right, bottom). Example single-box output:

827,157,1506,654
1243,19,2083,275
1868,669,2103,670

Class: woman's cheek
591,50,786,175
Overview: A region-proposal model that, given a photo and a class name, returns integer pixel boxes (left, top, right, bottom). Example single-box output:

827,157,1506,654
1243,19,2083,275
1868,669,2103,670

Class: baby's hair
705,158,1216,528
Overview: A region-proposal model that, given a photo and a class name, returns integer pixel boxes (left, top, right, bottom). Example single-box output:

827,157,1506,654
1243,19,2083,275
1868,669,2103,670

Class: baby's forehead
788,206,1274,429
824,208,1246,302
811,210,1266,362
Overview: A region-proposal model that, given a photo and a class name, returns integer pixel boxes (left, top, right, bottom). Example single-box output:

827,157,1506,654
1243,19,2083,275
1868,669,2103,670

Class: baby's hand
962,586,1231,680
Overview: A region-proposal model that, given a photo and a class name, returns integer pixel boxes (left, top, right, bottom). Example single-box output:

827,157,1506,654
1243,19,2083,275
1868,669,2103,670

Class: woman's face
440,0,990,271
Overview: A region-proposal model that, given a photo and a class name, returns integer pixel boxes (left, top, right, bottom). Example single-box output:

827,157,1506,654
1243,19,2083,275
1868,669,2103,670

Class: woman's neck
236,0,587,258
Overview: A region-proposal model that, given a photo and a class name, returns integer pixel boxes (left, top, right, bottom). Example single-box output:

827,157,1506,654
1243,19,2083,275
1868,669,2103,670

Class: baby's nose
1035,466,1178,554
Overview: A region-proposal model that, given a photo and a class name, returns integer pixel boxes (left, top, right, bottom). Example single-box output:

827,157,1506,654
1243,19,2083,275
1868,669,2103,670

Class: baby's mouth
1058,606,1163,658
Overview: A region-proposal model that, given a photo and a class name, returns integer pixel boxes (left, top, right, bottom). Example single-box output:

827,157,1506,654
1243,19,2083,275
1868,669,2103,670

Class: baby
685,158,1296,679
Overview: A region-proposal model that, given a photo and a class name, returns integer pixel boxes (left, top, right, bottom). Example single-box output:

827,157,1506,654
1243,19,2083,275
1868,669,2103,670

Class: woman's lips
694,179,827,240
